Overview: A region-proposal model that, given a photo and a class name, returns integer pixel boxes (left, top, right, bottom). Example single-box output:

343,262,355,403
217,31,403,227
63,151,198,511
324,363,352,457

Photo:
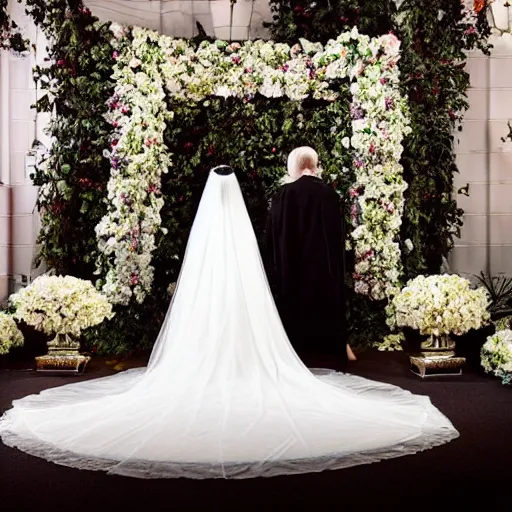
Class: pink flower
380,33,401,55
113,51,119,60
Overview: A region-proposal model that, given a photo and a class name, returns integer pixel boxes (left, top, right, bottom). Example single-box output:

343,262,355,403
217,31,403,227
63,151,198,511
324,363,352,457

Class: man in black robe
264,147,348,370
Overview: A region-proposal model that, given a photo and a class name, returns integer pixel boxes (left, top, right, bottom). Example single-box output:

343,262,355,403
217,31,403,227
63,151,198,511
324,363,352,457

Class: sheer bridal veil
0,169,459,479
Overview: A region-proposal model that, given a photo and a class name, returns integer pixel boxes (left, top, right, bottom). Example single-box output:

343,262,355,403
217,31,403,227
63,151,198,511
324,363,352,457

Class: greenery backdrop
0,0,491,354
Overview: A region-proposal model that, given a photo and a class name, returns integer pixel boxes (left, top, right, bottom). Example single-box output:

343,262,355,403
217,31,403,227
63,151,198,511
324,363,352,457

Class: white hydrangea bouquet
10,275,114,353
388,274,490,349
0,312,24,355
481,330,512,385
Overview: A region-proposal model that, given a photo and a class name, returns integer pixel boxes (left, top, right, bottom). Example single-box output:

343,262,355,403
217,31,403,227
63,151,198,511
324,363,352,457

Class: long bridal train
0,169,459,479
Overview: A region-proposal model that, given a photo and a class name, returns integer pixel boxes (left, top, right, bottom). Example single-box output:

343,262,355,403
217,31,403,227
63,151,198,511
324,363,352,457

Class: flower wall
97,26,409,306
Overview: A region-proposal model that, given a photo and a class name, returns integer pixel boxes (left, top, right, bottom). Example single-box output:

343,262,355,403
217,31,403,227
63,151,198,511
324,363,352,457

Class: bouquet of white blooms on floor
11,275,114,338
387,274,490,339
481,330,512,385
0,312,24,355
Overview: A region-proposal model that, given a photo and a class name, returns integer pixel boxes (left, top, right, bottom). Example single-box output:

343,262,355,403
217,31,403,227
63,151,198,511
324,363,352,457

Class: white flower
110,22,127,40
0,313,24,355
379,33,401,56
129,58,142,68
11,275,114,338
341,136,351,149
481,330,512,384
215,86,232,99
389,274,490,337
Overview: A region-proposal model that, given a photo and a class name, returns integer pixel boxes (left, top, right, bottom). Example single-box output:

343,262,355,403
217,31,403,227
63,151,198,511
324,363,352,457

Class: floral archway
95,25,410,306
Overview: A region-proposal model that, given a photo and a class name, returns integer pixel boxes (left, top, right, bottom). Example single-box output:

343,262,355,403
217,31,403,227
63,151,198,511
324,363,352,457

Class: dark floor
0,351,510,511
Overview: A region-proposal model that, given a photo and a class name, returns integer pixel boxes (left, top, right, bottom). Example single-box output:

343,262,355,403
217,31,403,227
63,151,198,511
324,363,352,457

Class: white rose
380,33,401,56
129,58,142,69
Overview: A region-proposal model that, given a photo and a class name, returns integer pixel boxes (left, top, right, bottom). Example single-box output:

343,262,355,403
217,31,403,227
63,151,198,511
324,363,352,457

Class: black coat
264,176,347,362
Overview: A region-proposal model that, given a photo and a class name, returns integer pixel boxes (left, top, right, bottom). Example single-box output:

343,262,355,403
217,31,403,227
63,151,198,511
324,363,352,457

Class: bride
0,167,459,479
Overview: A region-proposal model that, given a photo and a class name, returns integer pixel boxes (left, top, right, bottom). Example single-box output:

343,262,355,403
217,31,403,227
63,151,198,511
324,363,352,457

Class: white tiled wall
84,0,271,39
0,0,41,301
452,30,512,278
1,1,512,303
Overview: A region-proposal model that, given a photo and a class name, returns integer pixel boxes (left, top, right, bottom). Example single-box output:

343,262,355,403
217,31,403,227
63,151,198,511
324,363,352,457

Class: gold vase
410,334,466,378
420,335,456,356
47,332,81,355
36,332,90,374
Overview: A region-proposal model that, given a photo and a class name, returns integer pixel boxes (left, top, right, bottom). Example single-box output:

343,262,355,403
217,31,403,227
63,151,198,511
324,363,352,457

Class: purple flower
385,97,394,110
350,104,364,120
354,159,364,168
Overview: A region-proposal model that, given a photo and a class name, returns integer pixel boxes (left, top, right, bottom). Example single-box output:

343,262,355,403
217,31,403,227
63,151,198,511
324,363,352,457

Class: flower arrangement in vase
388,274,490,352
0,312,24,355
10,275,114,372
481,330,512,386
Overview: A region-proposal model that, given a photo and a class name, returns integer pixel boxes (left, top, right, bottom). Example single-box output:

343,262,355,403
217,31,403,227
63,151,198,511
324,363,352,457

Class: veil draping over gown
0,170,459,479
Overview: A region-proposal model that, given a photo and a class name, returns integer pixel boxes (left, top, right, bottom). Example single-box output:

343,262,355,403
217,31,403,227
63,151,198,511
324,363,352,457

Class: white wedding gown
0,170,459,479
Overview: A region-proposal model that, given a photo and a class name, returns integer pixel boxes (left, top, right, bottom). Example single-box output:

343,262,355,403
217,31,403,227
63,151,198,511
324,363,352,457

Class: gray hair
282,147,321,184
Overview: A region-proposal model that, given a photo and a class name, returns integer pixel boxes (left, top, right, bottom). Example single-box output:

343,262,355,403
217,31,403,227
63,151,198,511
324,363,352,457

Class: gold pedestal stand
409,336,466,378
35,333,90,375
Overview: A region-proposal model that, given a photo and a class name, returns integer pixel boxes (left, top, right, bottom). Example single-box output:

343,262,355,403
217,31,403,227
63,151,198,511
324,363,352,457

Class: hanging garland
96,27,172,305
96,25,410,305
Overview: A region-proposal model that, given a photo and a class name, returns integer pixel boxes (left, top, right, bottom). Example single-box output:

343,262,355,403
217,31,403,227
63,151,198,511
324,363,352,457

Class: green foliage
24,3,114,280
476,273,512,319
265,0,397,43
396,1,491,277
163,94,353,241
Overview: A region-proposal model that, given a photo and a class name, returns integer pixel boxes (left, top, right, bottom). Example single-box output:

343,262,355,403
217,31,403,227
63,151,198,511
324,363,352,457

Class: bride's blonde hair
282,146,321,184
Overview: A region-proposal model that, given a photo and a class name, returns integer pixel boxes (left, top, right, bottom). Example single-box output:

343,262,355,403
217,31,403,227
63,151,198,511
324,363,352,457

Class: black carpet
0,351,510,511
